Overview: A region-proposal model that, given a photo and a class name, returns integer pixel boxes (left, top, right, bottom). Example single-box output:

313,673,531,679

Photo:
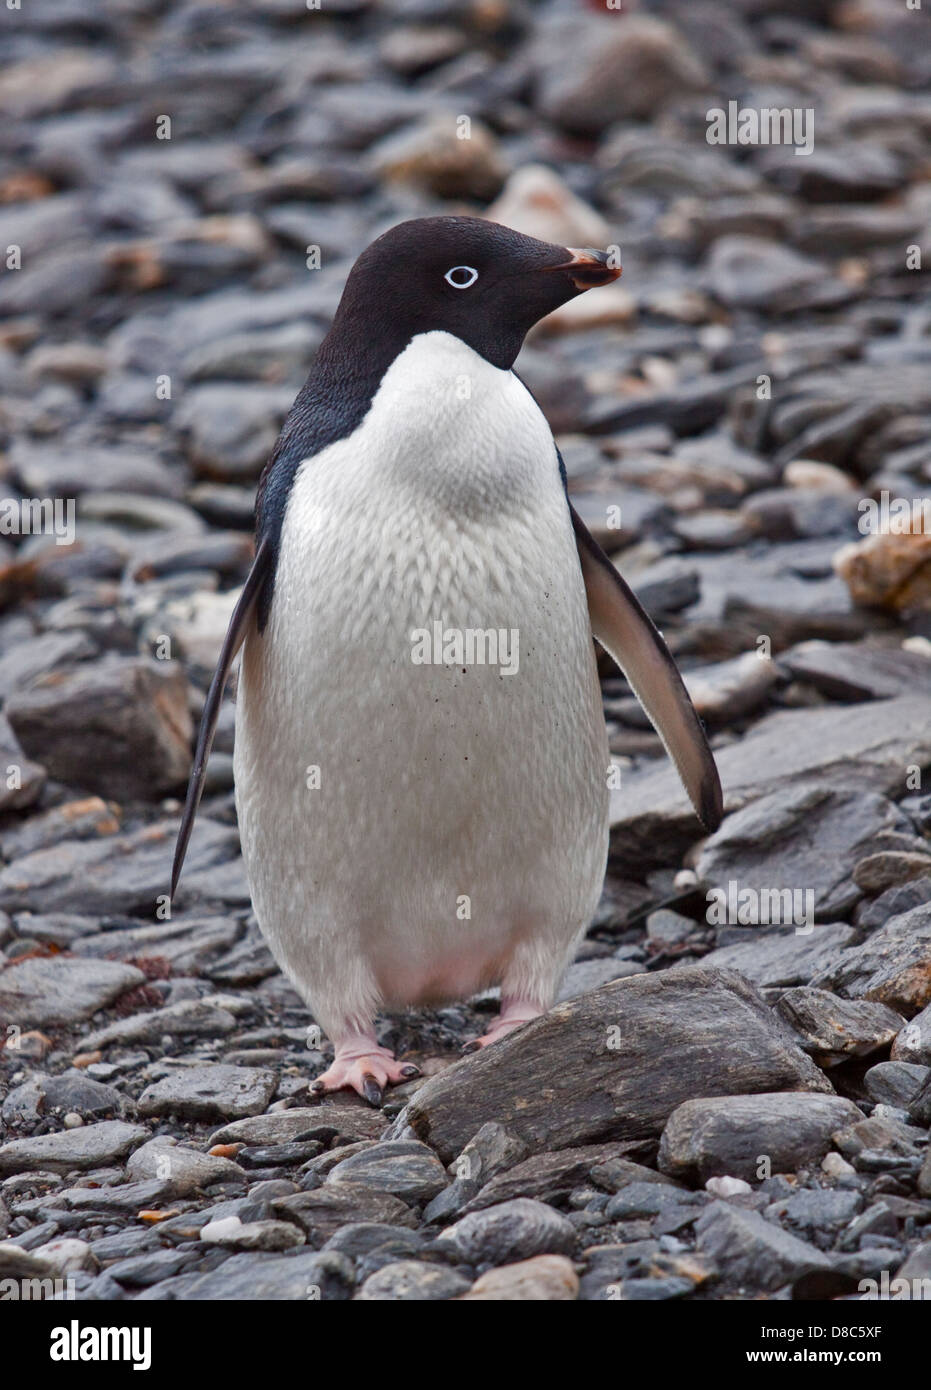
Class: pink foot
463,1000,544,1053
310,1038,420,1107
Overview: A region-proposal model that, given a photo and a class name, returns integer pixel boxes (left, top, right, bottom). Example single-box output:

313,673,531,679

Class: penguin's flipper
170,537,271,900
570,505,724,832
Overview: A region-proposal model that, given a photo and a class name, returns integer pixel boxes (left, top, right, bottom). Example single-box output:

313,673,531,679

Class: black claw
461,1040,480,1054
361,1074,384,1107
400,1064,421,1079
310,1079,326,1094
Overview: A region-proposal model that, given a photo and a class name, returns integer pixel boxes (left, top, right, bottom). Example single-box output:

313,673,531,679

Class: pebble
436,1199,577,1266
137,1065,278,1121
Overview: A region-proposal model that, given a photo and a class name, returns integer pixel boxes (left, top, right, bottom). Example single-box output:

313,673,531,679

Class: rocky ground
1,0,930,1302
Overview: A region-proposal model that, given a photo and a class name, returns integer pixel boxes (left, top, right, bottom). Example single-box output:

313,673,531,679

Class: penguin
172,216,723,1105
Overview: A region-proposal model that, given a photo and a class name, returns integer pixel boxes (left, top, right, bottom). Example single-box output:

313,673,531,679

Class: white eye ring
445,265,478,289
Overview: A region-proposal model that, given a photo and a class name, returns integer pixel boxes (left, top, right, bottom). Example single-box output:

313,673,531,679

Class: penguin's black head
328,215,621,370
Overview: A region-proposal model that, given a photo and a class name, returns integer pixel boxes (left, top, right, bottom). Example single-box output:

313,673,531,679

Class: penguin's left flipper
570,505,724,833
170,537,272,901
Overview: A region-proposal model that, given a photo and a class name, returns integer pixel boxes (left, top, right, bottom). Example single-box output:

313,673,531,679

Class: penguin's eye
444,265,479,289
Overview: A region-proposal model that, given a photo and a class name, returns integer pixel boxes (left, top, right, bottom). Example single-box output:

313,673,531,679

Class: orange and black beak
547,246,622,291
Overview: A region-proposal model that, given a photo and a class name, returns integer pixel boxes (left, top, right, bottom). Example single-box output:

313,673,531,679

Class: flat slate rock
695,785,910,921
811,902,931,1015
178,1249,354,1300
271,1183,420,1245
776,988,906,1064
209,1104,388,1147
391,967,832,1165
464,1142,656,1213
137,1064,277,1121
0,1120,149,1175
695,1200,831,1293
658,1092,864,1183
0,954,145,1026
697,923,856,994
610,696,931,865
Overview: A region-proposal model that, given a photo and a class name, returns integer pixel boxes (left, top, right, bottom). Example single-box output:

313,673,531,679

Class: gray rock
6,657,191,802
393,967,831,1165
78,993,246,1050
658,1093,863,1183
0,955,144,1026
693,923,856,995
535,15,707,135
864,1061,930,1109
891,1002,931,1065
708,236,847,312
776,989,906,1064
610,696,931,867
126,1138,246,1192
695,1201,831,1292
696,786,911,921
422,1122,529,1223
138,1065,277,1121
322,1222,425,1265
73,916,242,973
200,1216,305,1251
209,1105,388,1149
325,1141,448,1204
0,1121,149,1175
271,1184,419,1245
0,631,96,701
0,817,239,916
811,902,931,1015
779,639,931,702
355,1260,470,1301
181,1249,354,1300
436,1198,577,1266
765,1188,863,1237
555,957,644,1003
464,1142,656,1214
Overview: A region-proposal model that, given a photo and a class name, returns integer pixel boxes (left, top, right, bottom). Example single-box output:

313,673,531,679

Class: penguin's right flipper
570,505,724,833
170,537,271,901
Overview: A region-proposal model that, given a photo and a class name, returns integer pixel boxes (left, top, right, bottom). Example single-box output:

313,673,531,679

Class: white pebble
821,1151,855,1178
705,1175,751,1197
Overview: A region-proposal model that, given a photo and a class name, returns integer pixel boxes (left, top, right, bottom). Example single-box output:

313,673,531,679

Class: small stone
200,1216,305,1251
864,1061,930,1110
6,657,191,802
356,1260,470,1301
696,1201,831,1293
0,955,145,1027
137,1065,278,1122
821,1152,856,1179
776,988,906,1064
325,1141,448,1204
834,529,931,615
0,1121,149,1175
372,114,507,201
436,1199,577,1265
705,1176,752,1198
485,165,610,249
126,1138,246,1193
658,1093,864,1183
891,1002,931,1065
462,1254,579,1301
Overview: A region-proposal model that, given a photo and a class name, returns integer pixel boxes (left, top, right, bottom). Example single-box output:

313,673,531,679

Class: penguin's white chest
234,332,608,1024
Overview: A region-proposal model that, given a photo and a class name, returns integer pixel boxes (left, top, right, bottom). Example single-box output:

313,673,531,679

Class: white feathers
233,333,609,1043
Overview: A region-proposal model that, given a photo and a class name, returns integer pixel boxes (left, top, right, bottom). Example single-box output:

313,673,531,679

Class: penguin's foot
462,1001,544,1054
311,1040,420,1107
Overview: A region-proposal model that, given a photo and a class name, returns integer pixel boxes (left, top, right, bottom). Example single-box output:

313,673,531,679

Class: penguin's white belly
234,332,609,1036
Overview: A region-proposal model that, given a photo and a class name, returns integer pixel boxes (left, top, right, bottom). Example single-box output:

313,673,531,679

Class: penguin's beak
546,247,622,291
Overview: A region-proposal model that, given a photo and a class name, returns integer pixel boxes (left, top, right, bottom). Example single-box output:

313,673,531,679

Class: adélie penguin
172,216,723,1104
